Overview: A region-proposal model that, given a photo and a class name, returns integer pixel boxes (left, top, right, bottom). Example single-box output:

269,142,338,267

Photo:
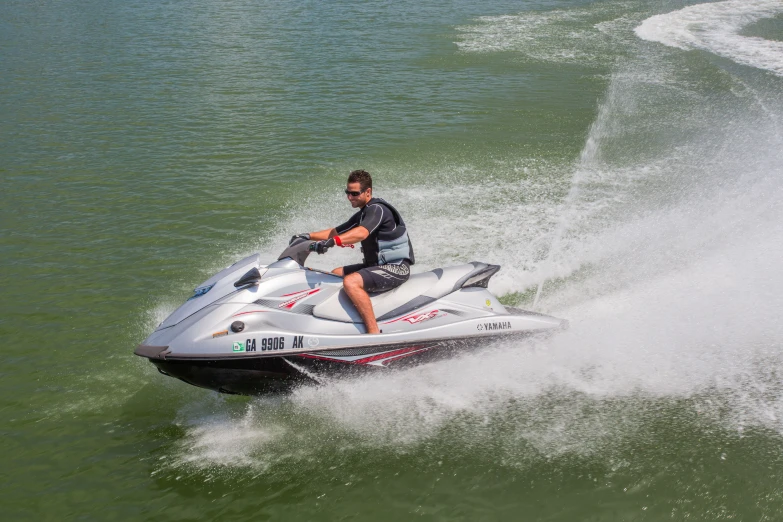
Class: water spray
533,82,615,309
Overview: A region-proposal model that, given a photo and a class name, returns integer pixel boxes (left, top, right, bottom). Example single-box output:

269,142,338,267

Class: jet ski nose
135,344,169,360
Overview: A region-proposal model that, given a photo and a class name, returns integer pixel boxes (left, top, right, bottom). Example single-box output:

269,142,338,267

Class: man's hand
289,233,310,245
309,238,335,255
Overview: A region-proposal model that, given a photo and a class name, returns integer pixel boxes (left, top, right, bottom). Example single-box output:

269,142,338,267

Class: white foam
162,400,289,472
455,2,642,65
635,0,783,76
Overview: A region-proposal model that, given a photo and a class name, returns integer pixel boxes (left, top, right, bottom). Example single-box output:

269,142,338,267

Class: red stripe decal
296,346,425,365
279,288,321,309
375,346,434,366
280,288,320,297
383,310,442,325
351,347,422,365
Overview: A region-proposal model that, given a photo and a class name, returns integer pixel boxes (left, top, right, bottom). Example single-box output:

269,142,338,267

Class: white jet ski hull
136,240,567,395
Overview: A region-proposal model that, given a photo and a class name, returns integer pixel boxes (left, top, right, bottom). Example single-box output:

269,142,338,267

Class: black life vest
361,198,415,266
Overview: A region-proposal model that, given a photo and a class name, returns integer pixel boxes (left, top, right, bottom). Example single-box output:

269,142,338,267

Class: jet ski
135,238,567,395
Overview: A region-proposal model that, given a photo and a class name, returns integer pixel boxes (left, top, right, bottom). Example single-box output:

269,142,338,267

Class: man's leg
343,273,379,334
342,263,411,335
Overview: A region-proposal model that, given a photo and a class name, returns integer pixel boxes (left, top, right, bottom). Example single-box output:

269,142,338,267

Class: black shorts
343,261,411,293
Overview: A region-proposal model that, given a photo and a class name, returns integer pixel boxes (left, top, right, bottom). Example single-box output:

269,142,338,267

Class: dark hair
347,170,372,192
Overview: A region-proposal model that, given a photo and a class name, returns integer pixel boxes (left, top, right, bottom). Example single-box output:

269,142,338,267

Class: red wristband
334,235,343,247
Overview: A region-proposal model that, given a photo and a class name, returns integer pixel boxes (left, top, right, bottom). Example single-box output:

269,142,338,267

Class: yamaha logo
477,321,512,331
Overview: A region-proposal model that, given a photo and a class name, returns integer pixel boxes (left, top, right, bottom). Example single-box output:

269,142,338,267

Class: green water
3,0,783,519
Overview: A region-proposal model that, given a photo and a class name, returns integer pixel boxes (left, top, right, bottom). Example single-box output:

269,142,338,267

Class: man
291,170,415,334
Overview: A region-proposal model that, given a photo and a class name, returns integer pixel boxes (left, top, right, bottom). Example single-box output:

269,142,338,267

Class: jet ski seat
311,262,499,323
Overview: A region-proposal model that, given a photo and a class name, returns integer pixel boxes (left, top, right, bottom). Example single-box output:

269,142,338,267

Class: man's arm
309,225,369,244
308,228,337,241
330,205,380,245
309,211,362,241
306,208,370,243
334,226,369,245
330,203,379,245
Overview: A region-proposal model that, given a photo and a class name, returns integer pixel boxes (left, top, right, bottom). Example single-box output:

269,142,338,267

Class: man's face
345,182,372,208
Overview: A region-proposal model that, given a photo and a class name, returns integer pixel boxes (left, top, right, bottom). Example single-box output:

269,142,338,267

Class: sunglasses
344,189,365,197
